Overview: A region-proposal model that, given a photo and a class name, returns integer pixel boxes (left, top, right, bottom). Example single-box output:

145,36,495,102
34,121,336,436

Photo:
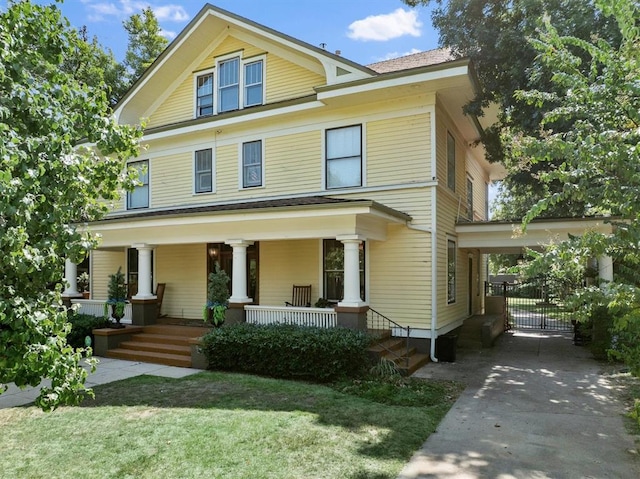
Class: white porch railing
245,305,337,328
70,299,133,324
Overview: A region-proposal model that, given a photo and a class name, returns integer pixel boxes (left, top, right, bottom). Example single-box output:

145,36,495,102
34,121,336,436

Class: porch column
337,235,366,308
62,258,82,297
226,240,253,303
132,244,155,299
599,255,613,283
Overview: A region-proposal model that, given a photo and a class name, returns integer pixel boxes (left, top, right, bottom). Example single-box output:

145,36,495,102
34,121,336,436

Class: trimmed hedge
201,323,373,382
66,313,110,349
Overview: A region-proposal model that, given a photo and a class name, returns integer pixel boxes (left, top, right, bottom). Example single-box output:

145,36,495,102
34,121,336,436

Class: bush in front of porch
201,323,372,382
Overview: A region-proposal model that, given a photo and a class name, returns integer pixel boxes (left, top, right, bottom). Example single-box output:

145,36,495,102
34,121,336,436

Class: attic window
196,72,214,117
336,66,350,76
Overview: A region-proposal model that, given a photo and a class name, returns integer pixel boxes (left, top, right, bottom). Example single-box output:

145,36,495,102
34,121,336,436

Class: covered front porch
66,197,412,329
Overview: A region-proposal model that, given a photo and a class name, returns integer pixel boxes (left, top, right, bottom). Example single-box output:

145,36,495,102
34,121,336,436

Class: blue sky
44,0,441,66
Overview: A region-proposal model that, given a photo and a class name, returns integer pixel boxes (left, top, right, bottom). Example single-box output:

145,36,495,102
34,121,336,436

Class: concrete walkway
399,330,640,479
0,357,201,409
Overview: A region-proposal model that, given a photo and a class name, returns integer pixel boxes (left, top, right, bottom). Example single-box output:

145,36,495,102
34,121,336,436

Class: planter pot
109,303,126,329
82,291,90,299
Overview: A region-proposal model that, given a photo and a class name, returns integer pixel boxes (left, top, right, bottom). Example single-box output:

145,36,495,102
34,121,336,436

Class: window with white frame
326,124,362,189
218,57,240,113
244,60,263,107
196,72,213,117
127,160,149,209
447,131,456,191
447,238,457,304
194,148,213,194
242,140,262,188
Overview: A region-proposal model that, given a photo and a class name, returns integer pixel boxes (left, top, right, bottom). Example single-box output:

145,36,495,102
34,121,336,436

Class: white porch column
599,255,613,283
226,240,254,303
337,235,367,308
62,258,81,297
132,244,155,299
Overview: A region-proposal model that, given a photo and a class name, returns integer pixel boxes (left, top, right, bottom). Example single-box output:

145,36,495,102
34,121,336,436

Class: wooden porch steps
368,332,430,376
106,323,210,368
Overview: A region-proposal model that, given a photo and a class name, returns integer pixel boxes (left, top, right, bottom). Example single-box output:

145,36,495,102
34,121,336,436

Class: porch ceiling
88,196,411,248
455,217,614,254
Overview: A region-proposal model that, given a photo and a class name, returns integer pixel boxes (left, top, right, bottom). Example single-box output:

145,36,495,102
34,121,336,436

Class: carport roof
455,217,614,254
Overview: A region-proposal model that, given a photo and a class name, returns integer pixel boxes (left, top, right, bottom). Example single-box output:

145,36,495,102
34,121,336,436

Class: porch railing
367,308,411,369
70,299,133,324
245,305,337,328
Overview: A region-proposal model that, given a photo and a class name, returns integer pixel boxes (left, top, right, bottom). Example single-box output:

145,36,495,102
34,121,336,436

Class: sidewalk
0,357,201,409
399,330,640,478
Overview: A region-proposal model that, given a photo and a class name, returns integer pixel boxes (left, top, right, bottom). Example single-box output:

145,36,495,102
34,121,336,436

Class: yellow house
65,4,511,363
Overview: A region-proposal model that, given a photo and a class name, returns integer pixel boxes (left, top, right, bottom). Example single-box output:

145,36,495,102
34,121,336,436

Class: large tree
123,7,169,85
506,0,640,371
0,0,141,410
403,0,621,218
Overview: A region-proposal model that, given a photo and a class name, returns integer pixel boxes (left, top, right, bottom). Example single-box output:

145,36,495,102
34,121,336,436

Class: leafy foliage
123,7,169,85
66,312,110,349
204,264,230,326
201,323,373,382
504,0,640,372
0,1,141,410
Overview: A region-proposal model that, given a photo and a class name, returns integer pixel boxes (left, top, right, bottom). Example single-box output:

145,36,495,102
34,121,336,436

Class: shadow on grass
78,370,462,467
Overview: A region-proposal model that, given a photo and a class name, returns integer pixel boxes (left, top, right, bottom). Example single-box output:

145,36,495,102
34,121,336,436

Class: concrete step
118,340,191,356
107,348,191,367
142,324,210,338
369,337,406,354
397,353,430,376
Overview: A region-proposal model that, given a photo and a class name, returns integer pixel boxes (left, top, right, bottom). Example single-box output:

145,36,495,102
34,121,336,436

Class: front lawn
0,371,462,479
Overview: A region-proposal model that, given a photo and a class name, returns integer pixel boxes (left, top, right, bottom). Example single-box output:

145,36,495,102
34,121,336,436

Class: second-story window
326,125,362,189
195,149,213,194
447,131,456,191
218,57,240,113
196,73,213,117
127,160,149,210
467,176,474,220
242,140,262,188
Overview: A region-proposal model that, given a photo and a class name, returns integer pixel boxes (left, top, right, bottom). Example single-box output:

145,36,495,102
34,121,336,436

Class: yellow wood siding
151,151,193,209
367,114,431,187
91,250,125,300
369,226,432,329
156,243,206,320
466,156,490,221
147,35,324,129
264,132,321,193
258,240,320,305
266,55,324,103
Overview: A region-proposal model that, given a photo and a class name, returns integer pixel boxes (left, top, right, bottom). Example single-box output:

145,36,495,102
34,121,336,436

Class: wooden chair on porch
156,283,167,318
285,285,312,307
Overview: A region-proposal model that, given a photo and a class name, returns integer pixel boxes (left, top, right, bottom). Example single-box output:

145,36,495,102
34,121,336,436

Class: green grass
0,371,463,479
507,296,574,322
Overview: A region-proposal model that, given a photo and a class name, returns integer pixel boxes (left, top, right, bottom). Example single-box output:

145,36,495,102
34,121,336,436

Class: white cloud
375,48,423,62
83,1,188,22
348,8,422,42
160,29,177,40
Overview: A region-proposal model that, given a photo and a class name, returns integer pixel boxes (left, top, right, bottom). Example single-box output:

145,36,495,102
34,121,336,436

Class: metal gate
486,279,574,331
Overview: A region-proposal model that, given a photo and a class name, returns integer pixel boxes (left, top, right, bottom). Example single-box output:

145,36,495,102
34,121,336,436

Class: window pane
243,141,262,187
195,149,212,194
197,74,213,116
327,126,360,159
244,61,263,106
447,131,456,191
323,239,365,302
127,161,148,209
467,178,473,220
327,157,361,188
218,58,239,112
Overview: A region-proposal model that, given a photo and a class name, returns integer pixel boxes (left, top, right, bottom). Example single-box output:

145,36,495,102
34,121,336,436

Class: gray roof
367,48,454,74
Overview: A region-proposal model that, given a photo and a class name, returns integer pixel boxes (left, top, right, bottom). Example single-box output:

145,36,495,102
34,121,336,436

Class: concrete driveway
399,330,640,478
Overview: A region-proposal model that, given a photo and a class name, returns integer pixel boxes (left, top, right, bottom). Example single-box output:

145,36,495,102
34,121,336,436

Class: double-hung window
466,176,474,220
244,60,263,107
194,149,213,194
127,160,149,209
218,57,240,113
447,239,457,304
447,131,456,191
326,125,362,189
196,72,213,117
242,140,262,188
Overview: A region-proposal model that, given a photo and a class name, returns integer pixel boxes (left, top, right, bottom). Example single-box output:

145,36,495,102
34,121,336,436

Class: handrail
367,308,411,369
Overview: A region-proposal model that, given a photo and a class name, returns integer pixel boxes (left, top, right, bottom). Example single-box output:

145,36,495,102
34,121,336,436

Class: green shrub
201,323,372,382
66,313,110,349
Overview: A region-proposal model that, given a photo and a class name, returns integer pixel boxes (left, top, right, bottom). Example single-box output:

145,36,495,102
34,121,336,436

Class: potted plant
203,265,230,327
104,267,128,329
77,272,90,299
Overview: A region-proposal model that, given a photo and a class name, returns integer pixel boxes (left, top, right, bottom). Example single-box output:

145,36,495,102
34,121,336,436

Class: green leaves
0,1,141,410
